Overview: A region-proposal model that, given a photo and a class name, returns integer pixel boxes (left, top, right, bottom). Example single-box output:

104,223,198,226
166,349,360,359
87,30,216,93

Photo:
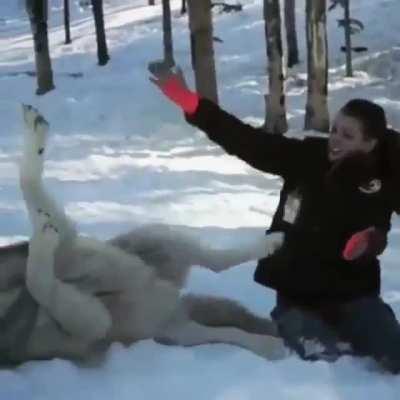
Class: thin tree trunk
190,33,196,70
181,0,187,15
263,0,287,134
26,0,55,95
187,0,218,103
304,0,329,132
284,0,299,68
162,0,174,67
64,0,71,44
343,0,353,77
91,0,110,66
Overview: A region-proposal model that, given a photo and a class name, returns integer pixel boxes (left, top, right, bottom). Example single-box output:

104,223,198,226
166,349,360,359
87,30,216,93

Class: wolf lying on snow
0,105,286,364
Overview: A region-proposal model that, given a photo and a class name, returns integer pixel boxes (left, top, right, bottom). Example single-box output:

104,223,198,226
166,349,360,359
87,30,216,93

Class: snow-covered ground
1,0,400,398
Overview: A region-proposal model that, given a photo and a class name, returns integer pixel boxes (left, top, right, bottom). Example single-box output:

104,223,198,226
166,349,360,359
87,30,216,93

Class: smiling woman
151,67,400,372
328,99,387,162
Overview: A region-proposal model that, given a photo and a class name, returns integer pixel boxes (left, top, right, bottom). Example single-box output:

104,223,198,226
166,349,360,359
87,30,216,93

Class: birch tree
263,0,287,134
187,0,218,103
26,0,55,95
304,0,329,132
181,0,187,15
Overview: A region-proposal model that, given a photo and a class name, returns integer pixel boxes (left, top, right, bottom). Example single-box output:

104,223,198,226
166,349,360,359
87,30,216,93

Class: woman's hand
149,64,187,90
149,65,199,115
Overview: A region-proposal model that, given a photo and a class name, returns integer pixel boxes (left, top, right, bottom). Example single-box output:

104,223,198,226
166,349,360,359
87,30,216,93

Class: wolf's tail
0,287,39,365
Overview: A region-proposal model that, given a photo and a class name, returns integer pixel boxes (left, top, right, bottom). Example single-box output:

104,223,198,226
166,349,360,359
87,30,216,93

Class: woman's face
328,112,377,162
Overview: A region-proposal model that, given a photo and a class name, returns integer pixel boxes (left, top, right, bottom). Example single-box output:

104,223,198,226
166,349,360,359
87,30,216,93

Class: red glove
151,73,199,115
343,227,387,261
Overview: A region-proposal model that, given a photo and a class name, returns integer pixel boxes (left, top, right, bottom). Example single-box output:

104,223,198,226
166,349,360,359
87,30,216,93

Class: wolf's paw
22,104,49,155
253,335,289,361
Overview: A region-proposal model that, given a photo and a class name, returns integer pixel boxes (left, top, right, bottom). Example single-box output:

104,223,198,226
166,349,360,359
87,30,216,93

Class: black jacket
186,99,397,302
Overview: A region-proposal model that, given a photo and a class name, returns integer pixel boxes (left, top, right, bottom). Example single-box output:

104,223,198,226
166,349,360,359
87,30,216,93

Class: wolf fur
0,105,286,364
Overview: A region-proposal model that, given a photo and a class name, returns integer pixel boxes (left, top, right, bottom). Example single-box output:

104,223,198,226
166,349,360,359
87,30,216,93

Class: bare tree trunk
64,0,71,44
187,0,218,103
284,0,299,68
25,0,55,95
149,0,155,5
91,0,110,66
304,0,329,132
343,0,353,77
162,0,175,67
181,0,187,15
263,0,287,134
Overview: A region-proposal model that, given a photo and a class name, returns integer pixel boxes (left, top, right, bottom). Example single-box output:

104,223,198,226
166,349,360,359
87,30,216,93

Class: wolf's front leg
26,218,112,341
20,104,75,242
188,231,284,273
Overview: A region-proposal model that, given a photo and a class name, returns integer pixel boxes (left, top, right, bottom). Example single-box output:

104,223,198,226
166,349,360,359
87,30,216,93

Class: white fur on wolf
0,105,287,363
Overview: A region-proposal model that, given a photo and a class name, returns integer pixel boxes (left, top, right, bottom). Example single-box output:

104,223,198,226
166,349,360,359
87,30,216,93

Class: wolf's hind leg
182,294,279,336
20,104,75,242
156,318,287,361
20,106,109,340
26,218,112,341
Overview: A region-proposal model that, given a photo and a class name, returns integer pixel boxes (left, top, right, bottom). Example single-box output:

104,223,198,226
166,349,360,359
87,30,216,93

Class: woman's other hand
343,227,387,261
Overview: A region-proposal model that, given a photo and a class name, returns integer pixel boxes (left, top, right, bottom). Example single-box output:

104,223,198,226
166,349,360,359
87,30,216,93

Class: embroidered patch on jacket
283,190,302,224
358,179,382,194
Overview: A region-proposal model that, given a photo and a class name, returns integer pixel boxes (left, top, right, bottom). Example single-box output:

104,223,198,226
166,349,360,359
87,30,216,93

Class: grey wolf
0,105,286,364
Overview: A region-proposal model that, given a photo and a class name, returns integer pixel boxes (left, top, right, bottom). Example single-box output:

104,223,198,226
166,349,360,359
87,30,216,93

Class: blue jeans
271,294,400,372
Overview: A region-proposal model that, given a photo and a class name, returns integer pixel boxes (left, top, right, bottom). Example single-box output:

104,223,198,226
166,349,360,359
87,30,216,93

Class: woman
150,67,400,372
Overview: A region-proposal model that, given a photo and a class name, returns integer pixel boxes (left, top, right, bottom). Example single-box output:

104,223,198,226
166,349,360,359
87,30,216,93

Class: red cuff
160,76,199,115
343,227,387,261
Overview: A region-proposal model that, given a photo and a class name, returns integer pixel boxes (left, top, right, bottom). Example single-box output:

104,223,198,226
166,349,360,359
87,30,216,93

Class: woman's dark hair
340,99,400,213
340,98,387,141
